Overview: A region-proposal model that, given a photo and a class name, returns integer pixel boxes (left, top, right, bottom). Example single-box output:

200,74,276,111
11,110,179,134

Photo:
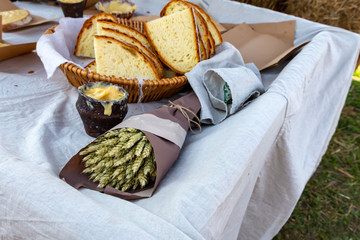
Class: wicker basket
44,19,188,103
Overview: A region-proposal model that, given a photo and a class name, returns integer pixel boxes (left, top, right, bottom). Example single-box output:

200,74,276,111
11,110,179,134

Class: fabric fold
186,42,264,125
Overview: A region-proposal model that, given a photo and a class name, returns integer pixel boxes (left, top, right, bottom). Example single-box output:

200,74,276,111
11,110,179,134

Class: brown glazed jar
57,0,86,18
76,82,129,137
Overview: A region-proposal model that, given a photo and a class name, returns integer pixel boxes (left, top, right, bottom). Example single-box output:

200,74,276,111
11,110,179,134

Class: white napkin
185,42,265,125
36,17,92,78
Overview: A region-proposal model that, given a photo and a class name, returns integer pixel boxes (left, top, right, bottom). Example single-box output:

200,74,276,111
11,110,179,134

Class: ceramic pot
57,0,86,18
76,82,129,137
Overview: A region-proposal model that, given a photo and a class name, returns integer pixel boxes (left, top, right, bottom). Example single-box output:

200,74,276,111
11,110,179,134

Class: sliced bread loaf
0,9,32,32
144,8,200,74
97,27,164,77
74,13,117,58
161,0,222,46
93,35,159,80
96,19,153,51
159,0,211,59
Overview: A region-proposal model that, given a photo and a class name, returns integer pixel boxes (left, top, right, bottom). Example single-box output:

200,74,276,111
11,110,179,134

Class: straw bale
234,0,286,11
235,0,360,33
283,0,360,33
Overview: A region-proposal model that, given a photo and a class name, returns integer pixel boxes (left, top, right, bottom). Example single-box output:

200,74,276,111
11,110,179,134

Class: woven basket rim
61,62,188,87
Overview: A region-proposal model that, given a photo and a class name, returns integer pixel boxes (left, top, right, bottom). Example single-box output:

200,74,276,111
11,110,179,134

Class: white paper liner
36,17,93,78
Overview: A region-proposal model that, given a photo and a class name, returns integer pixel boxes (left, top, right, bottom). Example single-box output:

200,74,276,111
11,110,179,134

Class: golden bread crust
93,35,160,80
74,13,117,57
99,27,164,77
144,8,200,75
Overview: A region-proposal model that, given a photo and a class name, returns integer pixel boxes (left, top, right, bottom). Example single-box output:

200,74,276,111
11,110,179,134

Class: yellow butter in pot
77,82,129,137
96,1,136,13
83,84,124,101
83,84,125,116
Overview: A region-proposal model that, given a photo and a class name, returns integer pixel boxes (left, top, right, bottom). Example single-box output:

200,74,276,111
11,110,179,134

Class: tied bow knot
168,101,202,135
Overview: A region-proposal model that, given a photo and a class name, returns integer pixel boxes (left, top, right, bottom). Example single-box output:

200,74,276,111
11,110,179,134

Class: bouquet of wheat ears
60,92,201,200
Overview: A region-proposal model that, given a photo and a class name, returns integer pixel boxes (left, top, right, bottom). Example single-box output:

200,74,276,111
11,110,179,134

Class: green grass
354,65,360,78
274,80,360,239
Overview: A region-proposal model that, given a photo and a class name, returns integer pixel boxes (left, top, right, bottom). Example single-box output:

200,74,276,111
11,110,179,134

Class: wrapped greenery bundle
80,127,156,192
59,93,201,200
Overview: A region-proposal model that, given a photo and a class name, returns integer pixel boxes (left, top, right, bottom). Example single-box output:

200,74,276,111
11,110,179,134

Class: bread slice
144,8,200,74
197,29,206,61
93,35,159,80
193,10,212,58
161,0,222,46
74,13,117,58
160,0,214,56
185,1,223,46
0,9,32,32
158,0,211,59
96,20,153,51
196,9,215,56
97,27,164,77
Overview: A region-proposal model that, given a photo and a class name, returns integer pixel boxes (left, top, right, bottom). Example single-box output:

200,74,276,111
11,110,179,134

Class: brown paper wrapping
221,21,309,70
0,12,36,62
59,92,201,200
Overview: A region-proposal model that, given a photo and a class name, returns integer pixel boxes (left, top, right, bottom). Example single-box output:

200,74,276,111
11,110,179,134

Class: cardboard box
0,1,48,62
0,15,36,62
0,41,37,62
0,0,59,32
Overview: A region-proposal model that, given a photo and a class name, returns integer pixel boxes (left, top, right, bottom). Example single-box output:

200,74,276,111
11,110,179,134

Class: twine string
168,101,202,134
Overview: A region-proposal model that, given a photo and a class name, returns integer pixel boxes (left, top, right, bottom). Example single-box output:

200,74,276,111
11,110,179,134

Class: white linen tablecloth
1,1,359,239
